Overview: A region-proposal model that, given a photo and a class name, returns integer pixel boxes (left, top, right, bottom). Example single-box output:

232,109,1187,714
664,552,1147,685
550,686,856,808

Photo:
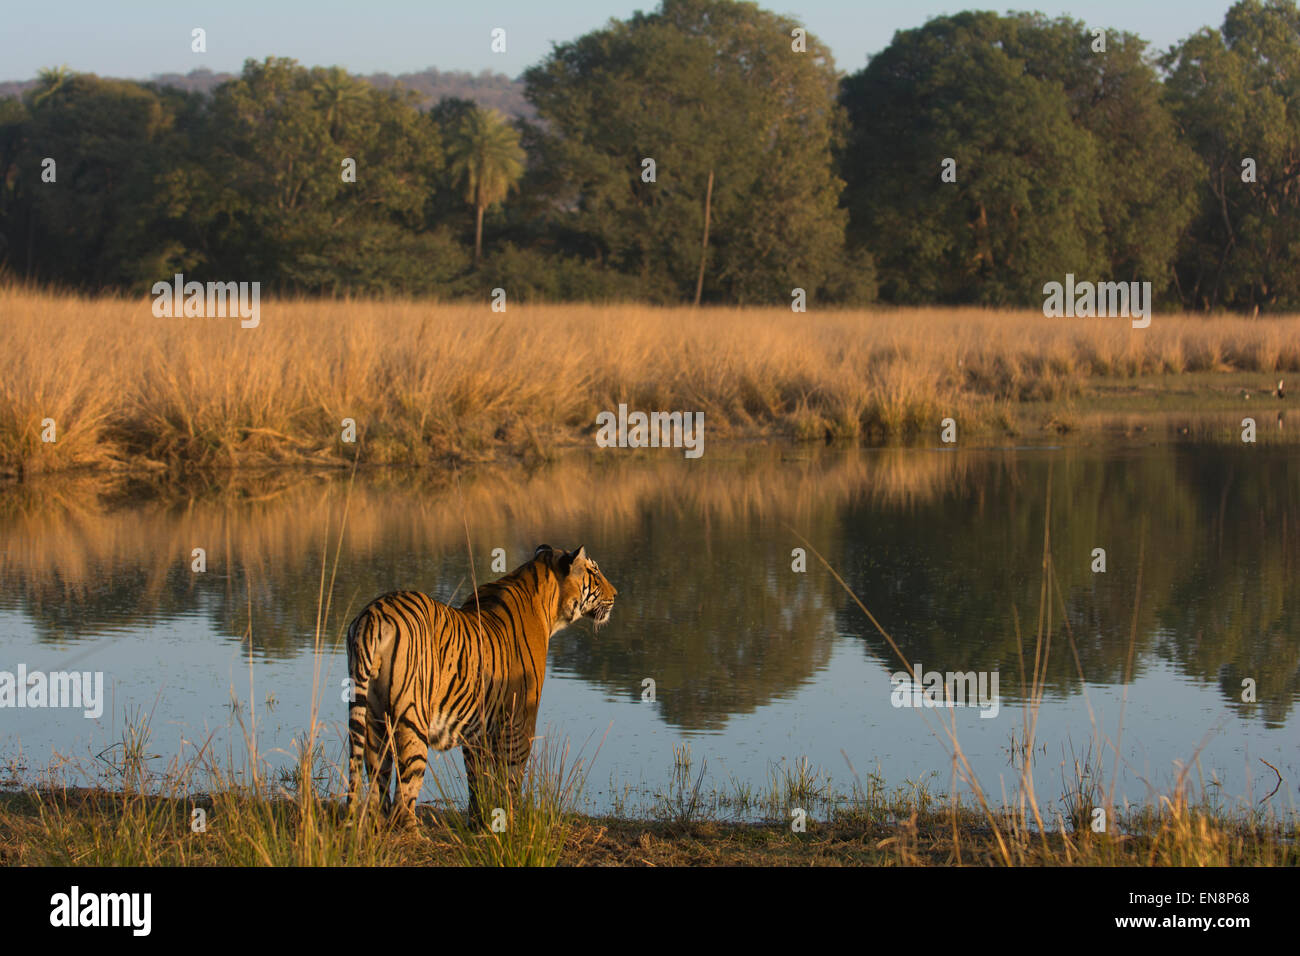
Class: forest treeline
0,67,534,118
0,0,1297,311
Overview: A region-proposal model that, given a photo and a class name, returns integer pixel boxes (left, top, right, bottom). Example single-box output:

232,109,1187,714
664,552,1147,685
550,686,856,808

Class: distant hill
0,66,534,119
0,79,37,100
366,68,532,119
141,67,237,94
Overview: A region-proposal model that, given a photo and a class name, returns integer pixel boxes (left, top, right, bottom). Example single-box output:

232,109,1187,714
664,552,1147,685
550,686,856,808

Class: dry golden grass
4,285,1300,475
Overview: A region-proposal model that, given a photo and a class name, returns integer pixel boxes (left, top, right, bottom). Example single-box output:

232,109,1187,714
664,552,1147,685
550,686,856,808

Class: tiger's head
536,544,617,631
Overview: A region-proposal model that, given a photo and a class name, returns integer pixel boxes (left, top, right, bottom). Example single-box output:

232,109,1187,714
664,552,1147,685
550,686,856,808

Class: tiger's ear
558,545,587,575
534,544,554,559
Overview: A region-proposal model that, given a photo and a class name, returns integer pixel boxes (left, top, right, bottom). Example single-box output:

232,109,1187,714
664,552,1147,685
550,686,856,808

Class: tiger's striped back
346,544,616,824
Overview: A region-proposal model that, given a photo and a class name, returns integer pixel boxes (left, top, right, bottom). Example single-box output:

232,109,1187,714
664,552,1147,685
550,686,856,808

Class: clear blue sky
1,0,1237,81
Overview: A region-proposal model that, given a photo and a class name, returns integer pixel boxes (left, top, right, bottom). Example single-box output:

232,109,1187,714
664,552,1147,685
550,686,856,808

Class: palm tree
306,66,364,141
311,66,363,140
31,65,72,107
444,107,525,266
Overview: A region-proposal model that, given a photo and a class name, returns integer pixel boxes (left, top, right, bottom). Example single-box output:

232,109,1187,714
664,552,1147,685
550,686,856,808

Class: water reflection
0,442,1296,748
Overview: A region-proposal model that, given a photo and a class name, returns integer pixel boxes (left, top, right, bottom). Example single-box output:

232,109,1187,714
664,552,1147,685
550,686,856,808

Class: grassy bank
4,286,1299,477
2,765,1293,867
1,695,1293,868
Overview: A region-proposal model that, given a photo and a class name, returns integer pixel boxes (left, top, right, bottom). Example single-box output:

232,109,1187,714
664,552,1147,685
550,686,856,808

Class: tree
443,106,525,266
11,72,197,288
311,66,365,140
0,96,30,274
30,66,72,107
1163,0,1300,311
197,58,453,294
983,15,1200,293
842,13,1097,305
522,0,853,304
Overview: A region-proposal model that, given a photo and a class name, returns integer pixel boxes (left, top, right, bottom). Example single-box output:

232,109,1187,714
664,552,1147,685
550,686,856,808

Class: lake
1,441,1296,822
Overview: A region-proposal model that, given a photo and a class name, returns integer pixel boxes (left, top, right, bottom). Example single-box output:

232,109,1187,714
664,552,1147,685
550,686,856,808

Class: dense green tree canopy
840,11,1197,307
7,73,196,288
1163,0,1300,310
196,58,454,294
523,0,852,304
0,1,1297,311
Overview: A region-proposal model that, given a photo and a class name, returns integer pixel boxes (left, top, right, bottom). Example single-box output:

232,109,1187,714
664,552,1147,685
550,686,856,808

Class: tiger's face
537,544,617,630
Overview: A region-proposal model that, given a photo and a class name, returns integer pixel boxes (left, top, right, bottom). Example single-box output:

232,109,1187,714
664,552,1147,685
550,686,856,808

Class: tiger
345,544,616,826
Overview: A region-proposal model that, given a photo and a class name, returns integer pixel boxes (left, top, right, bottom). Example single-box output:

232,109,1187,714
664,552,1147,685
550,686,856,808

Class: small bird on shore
1276,379,1286,399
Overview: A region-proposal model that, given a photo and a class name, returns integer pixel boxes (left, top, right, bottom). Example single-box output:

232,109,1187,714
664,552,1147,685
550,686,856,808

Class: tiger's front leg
504,722,536,810
461,735,520,829
462,708,538,829
462,739,492,829
493,708,537,823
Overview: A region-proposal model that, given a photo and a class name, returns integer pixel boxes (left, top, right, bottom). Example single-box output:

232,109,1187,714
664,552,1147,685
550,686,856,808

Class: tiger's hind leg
362,713,395,817
393,719,431,828
346,697,367,815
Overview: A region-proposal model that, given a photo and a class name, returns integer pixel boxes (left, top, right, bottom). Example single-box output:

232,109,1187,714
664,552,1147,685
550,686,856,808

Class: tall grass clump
7,286,1300,475
654,743,712,826
423,733,596,866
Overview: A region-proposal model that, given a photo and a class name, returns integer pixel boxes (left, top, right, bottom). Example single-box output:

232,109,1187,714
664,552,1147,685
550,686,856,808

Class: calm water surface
1,442,1297,819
